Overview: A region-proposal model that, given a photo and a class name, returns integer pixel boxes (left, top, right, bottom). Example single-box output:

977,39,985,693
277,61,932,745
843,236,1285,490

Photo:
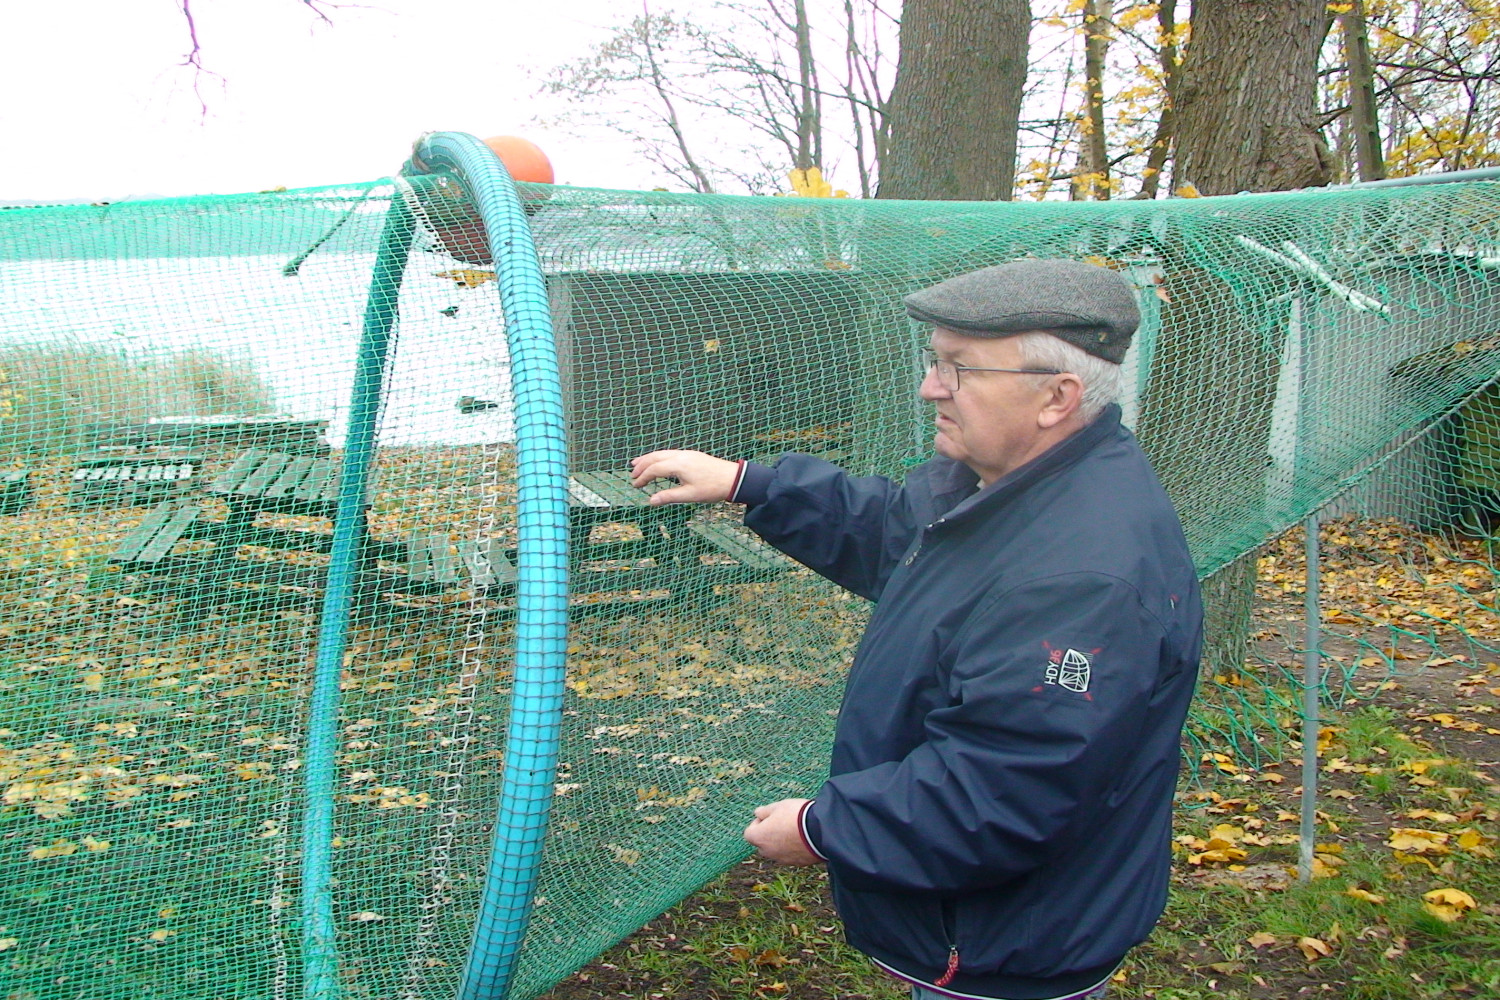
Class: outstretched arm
630,449,740,505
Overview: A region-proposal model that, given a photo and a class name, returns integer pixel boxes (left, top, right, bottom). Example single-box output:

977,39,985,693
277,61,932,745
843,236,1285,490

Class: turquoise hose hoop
406,132,571,1000
302,192,416,1000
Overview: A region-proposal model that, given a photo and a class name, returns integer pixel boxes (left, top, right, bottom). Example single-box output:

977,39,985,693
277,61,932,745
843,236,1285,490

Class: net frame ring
414,135,554,266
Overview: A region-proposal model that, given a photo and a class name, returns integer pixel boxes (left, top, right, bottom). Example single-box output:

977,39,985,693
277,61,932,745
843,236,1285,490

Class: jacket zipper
935,899,960,987
903,518,946,567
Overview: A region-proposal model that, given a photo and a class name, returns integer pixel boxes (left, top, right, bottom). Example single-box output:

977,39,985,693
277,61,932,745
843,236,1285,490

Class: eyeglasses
921,349,1062,392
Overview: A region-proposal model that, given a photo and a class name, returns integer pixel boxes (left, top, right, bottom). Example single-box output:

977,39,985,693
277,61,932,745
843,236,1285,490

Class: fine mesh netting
1,171,1499,999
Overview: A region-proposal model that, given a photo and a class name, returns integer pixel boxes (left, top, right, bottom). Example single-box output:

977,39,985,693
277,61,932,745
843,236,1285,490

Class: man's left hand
744,798,821,866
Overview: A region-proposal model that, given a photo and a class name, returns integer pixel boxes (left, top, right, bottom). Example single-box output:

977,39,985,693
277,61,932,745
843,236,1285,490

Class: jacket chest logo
1041,643,1098,696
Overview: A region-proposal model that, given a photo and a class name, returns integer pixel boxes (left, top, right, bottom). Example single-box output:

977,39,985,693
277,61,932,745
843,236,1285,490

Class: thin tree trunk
1342,0,1386,181
792,0,821,170
1134,0,1179,199
641,9,716,193
1072,0,1112,200
878,0,1031,200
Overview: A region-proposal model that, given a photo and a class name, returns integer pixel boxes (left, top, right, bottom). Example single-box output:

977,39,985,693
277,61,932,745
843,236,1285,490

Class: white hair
1010,331,1124,423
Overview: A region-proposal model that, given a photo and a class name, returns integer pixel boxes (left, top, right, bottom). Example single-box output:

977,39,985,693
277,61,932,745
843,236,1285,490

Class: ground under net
1,167,1498,999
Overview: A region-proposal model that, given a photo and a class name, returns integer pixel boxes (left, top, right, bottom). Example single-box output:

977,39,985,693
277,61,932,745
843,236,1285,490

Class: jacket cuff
798,799,828,861
730,461,774,506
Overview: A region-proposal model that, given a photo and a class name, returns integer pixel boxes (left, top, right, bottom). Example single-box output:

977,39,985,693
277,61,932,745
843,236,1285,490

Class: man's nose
919,364,950,401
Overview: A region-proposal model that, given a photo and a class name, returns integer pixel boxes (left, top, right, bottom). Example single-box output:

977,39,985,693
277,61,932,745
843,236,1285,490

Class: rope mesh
0,176,1498,998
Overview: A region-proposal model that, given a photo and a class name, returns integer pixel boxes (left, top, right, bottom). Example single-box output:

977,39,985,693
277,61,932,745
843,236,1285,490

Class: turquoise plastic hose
406,131,571,1000
303,193,417,1000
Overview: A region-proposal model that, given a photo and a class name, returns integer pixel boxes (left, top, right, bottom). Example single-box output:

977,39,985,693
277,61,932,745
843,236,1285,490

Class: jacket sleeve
802,572,1175,893
740,453,921,601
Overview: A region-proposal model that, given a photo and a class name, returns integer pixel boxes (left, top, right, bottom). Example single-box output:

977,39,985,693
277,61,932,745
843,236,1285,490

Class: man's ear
1037,373,1084,429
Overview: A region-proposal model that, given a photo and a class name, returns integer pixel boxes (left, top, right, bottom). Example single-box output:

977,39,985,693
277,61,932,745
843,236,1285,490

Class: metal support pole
1298,511,1322,882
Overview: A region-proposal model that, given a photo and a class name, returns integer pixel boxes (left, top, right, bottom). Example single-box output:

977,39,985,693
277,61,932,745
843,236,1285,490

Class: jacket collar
929,404,1124,521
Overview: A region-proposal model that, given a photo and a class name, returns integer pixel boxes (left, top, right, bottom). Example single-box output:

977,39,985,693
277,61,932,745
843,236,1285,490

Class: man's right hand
630,450,739,505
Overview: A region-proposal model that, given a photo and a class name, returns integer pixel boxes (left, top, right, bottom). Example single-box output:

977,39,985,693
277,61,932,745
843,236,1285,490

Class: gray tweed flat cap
904,259,1140,363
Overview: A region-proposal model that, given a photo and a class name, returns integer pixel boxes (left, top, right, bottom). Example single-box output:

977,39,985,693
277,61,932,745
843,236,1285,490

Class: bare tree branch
640,4,716,193
176,0,352,118
177,0,215,119
536,1,894,195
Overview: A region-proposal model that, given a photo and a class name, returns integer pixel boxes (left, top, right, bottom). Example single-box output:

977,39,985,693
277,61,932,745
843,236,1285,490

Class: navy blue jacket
736,406,1202,1000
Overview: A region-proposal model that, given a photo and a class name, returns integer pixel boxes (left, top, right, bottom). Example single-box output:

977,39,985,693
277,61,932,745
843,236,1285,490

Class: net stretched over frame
0,171,1498,999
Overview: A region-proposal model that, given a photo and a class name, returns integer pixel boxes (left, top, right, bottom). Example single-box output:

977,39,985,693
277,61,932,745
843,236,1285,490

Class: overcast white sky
0,0,666,203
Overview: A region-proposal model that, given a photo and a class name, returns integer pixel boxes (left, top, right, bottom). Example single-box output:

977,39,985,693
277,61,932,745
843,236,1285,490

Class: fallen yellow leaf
1345,887,1386,904
1296,936,1333,961
1387,828,1450,853
1405,808,1458,823
28,840,78,860
1309,855,1341,878
433,268,496,289
1456,828,1495,856
605,843,642,865
1247,931,1277,949
1422,888,1477,922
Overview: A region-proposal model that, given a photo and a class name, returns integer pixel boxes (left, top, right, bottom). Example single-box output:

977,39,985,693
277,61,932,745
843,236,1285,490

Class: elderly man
630,259,1202,1000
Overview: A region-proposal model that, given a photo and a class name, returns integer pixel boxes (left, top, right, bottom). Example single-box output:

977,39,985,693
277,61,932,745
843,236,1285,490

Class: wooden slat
688,522,787,573
459,538,517,589
109,504,181,562
136,506,202,563
294,460,335,501
208,449,268,493
234,453,290,497
405,534,433,583
425,533,461,584
458,539,495,588
572,470,650,507
566,478,612,508
264,456,315,498
319,464,343,502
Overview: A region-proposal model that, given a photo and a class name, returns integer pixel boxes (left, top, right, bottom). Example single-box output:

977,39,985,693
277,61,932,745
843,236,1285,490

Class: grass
540,697,1500,1000
543,863,903,1000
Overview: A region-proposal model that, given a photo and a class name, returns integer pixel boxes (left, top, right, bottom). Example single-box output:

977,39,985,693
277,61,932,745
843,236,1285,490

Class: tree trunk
792,0,822,171
1341,0,1386,182
1172,0,1332,194
1134,0,1179,199
878,0,1031,200
1140,0,1331,681
1072,0,1112,200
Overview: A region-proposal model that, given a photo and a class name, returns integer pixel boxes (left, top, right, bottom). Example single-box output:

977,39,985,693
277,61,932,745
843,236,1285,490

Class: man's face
919,328,1057,486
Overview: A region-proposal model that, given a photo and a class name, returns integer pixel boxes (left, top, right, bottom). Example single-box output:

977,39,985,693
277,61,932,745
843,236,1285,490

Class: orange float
482,135,555,185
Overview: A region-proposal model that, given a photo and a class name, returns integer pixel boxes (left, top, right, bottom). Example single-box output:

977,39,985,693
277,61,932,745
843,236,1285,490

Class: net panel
0,176,1497,999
